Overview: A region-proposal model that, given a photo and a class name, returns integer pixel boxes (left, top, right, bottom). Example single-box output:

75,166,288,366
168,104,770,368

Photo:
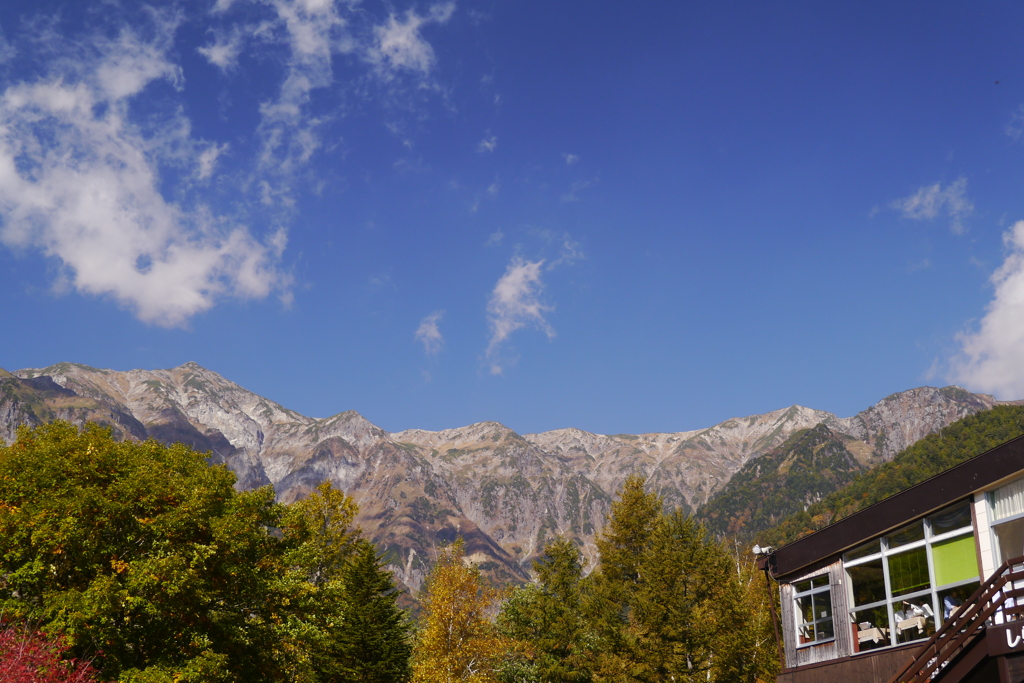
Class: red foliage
0,624,99,683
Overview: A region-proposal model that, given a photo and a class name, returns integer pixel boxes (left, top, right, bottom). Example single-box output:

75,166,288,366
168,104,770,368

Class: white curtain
993,477,1024,521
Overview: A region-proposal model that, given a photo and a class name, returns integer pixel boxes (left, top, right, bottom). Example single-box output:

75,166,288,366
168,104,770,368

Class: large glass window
843,500,978,653
793,576,833,647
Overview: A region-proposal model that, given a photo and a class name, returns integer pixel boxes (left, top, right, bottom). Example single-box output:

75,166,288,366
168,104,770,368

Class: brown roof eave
770,432,1024,581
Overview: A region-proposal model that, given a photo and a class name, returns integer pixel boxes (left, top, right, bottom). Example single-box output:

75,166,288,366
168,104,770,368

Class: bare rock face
826,386,1003,463
2,361,1015,589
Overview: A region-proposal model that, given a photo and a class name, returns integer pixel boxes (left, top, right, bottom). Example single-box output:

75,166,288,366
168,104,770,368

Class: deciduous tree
412,539,511,683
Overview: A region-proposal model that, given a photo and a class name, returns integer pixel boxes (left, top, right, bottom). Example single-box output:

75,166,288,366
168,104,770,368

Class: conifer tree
498,539,592,683
586,475,773,682
628,508,727,680
334,539,413,683
586,474,663,678
412,538,511,683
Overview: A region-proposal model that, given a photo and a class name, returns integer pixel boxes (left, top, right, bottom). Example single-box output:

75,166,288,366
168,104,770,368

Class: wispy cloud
889,177,973,235
1006,104,1024,142
253,0,353,190
0,16,289,327
477,135,497,153
196,0,456,203
197,28,244,70
948,221,1024,398
486,258,553,374
561,178,595,203
549,236,583,269
563,152,579,165
416,311,445,354
367,1,455,79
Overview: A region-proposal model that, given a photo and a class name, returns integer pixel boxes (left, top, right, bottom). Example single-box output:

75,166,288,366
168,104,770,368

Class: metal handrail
886,554,1024,683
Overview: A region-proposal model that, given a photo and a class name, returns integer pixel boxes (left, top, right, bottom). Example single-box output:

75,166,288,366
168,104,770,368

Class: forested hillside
758,405,1024,548
697,423,866,540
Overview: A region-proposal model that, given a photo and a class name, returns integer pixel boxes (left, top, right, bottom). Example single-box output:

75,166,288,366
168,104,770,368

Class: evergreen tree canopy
497,539,592,683
334,539,413,683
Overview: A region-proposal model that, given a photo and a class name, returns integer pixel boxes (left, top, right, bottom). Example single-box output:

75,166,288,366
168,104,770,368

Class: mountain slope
2,361,1015,589
696,424,866,540
759,404,1024,548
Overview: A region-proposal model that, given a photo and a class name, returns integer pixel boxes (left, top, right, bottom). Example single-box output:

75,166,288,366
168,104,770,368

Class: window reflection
885,521,924,549
888,546,931,597
929,502,971,536
848,559,885,606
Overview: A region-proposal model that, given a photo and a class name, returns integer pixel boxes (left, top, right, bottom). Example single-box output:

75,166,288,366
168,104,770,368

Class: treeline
416,476,779,682
758,404,1024,548
0,422,779,683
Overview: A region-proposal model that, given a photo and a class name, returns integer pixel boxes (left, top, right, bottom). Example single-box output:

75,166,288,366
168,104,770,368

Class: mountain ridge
2,361,1016,591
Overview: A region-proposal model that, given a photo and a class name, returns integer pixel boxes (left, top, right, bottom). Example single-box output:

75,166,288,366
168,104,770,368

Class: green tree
585,475,663,679
0,421,391,683
412,538,512,683
585,476,776,683
334,539,413,682
282,481,361,587
498,539,592,683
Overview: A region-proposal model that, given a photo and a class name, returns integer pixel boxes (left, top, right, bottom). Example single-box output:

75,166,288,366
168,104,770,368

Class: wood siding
783,560,853,668
776,644,918,683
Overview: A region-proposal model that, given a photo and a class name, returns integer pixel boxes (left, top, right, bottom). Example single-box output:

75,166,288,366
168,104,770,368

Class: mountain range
1,362,1016,591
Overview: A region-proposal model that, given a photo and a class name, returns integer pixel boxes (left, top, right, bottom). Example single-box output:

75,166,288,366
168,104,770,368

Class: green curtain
933,535,978,586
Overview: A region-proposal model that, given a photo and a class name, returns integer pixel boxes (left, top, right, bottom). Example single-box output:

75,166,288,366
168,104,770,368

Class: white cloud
485,230,503,247
487,182,499,196
197,142,229,180
486,258,553,373
198,30,244,70
367,1,455,79
949,221,1024,398
889,177,973,235
549,236,583,269
416,311,445,354
477,135,497,153
0,27,17,64
253,0,352,185
563,152,579,165
0,20,289,327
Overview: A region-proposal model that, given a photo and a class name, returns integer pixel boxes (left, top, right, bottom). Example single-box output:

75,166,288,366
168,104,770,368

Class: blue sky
3,0,1024,435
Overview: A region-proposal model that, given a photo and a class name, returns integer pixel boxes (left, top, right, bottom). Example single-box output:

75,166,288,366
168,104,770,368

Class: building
762,433,1024,683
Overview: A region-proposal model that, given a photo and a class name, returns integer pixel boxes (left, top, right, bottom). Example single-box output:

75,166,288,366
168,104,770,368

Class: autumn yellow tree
412,539,512,683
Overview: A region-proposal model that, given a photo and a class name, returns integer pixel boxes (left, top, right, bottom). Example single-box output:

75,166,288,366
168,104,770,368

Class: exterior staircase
887,554,1024,683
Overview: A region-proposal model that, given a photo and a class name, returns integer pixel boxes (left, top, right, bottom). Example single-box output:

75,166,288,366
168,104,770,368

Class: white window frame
843,500,976,651
793,576,835,649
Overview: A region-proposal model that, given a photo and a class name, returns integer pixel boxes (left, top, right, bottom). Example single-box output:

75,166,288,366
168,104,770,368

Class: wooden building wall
776,644,918,683
781,559,853,669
